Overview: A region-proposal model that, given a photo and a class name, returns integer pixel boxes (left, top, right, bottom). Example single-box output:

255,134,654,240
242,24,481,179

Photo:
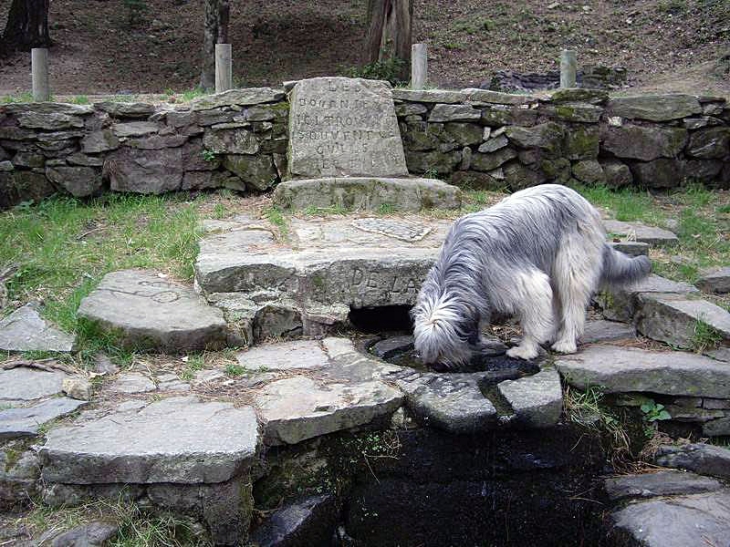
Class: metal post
32,48,50,101
560,49,577,89
411,43,427,90
215,43,233,93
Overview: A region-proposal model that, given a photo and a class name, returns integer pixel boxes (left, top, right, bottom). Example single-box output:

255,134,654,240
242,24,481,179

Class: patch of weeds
377,203,395,215
691,317,723,353
69,95,90,105
123,0,149,27
423,168,440,180
658,0,687,14
200,149,217,163
717,204,730,214
574,184,661,224
180,88,206,102
345,57,407,86
0,92,34,104
180,354,206,381
263,206,289,240
564,385,632,460
225,363,246,377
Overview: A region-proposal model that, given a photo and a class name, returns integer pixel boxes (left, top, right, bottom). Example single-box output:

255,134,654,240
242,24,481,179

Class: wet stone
0,398,86,439
0,304,75,352
610,490,730,547
497,369,562,428
655,443,730,479
40,396,260,484
77,269,227,352
604,470,723,500
370,335,414,360
398,373,498,434
251,494,338,547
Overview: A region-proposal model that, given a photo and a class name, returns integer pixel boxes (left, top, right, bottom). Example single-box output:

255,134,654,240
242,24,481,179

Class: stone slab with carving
288,77,408,178
77,269,227,352
196,215,453,321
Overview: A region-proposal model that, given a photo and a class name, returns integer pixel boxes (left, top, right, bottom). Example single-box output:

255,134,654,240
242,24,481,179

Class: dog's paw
506,346,538,360
551,340,578,354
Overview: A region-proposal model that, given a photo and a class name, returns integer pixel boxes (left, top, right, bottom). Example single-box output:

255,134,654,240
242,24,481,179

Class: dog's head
411,290,480,370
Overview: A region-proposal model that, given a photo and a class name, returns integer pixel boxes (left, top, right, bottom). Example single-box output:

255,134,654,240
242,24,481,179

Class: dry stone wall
0,88,289,209
395,88,730,191
1,84,728,209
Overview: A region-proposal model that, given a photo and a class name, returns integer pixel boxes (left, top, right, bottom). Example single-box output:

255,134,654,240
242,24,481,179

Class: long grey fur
411,184,651,367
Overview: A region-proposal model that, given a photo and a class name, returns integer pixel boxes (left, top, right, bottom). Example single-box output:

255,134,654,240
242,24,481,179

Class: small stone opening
348,305,413,334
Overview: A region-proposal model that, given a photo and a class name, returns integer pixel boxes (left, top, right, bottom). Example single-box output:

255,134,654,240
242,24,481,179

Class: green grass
0,194,206,357
224,363,246,377
1,92,34,103
574,184,730,288
26,499,210,547
263,205,289,240
691,317,724,353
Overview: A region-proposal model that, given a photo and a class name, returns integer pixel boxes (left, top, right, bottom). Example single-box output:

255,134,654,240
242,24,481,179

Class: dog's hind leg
506,269,554,360
551,232,603,354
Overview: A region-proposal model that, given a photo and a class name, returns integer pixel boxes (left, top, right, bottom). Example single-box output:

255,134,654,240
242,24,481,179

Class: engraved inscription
288,77,408,178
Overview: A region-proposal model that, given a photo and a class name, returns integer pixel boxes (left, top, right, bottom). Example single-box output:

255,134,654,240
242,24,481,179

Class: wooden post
560,49,577,89
32,48,50,102
215,43,232,93
411,43,427,89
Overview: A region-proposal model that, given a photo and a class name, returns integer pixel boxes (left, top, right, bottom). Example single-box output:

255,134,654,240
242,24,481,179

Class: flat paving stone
236,340,329,371
0,398,86,439
603,219,678,246
555,345,730,399
254,376,403,445
77,270,227,352
109,372,156,394
581,320,636,344
600,274,699,322
608,241,649,257
0,304,75,352
604,470,723,500
497,369,562,428
611,490,730,547
696,267,730,294
196,215,453,314
0,367,69,402
40,396,260,484
655,443,730,479
636,293,730,348
397,373,499,434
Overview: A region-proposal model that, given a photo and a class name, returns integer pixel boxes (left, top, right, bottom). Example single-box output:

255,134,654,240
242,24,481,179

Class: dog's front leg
506,270,555,360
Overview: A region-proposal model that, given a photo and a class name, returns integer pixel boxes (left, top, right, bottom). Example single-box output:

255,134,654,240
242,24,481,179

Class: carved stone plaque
288,77,408,178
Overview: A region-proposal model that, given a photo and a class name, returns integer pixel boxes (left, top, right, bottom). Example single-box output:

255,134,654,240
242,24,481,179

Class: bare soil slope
0,0,728,95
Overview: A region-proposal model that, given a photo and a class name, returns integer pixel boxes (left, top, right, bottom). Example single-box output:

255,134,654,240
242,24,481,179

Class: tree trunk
200,0,220,91
1,0,51,55
364,0,412,79
218,1,230,44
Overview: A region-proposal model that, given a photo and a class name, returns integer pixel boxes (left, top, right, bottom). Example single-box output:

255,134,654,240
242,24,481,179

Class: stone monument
273,77,460,212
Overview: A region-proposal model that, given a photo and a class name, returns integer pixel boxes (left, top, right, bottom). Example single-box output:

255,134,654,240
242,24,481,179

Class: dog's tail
600,244,652,288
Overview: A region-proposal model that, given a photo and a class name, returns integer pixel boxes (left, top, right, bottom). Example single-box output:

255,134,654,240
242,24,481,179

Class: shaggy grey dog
412,184,651,367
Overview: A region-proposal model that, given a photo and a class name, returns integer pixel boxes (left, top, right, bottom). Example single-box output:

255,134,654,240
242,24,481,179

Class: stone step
555,344,730,400
77,269,228,352
40,396,260,485
272,177,461,213
603,219,679,246
195,214,452,339
636,292,730,349
696,266,730,294
610,490,730,547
